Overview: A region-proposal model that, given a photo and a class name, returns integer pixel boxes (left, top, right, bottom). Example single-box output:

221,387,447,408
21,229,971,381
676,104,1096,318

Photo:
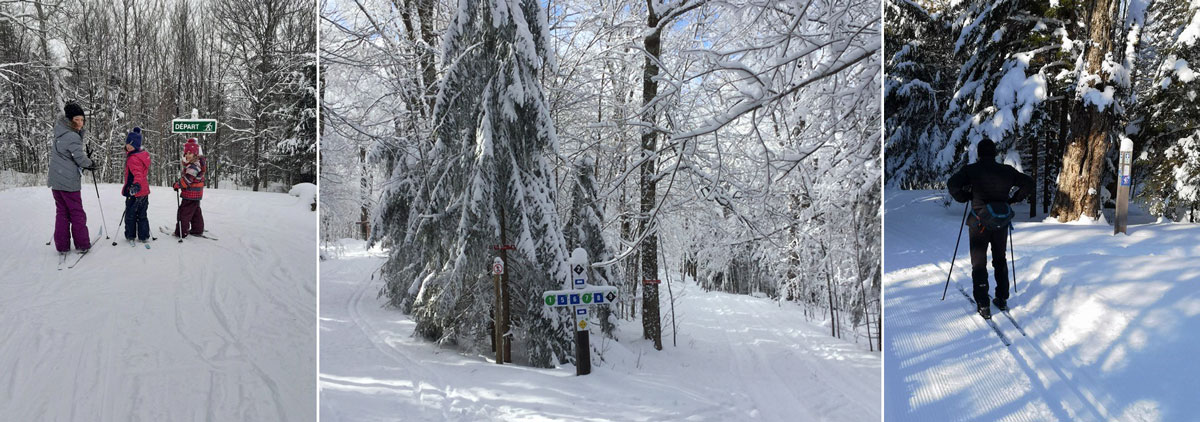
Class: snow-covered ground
0,184,316,421
320,240,880,422
884,190,1200,422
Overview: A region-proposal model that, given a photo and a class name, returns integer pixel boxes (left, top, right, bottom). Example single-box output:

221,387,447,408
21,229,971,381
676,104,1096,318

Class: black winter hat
64,103,85,119
977,139,997,159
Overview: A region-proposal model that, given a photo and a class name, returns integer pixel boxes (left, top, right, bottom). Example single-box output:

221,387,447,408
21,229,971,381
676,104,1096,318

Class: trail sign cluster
543,248,618,375
543,287,618,308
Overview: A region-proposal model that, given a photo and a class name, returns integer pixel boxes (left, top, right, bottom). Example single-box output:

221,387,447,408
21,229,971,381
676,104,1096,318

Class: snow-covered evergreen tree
1134,0,1200,219
376,0,574,368
884,0,956,188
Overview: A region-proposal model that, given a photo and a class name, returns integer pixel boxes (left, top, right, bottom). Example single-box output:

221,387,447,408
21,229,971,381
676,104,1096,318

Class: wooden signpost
490,243,515,364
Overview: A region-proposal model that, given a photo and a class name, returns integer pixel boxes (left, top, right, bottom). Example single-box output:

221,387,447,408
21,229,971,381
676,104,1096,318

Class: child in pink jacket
121,127,151,242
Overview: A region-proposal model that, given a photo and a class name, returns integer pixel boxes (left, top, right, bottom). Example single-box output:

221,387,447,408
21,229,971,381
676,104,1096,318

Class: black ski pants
969,226,1009,307
124,196,150,241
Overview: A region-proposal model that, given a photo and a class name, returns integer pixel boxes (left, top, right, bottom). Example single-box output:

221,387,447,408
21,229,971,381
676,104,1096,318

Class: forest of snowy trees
886,0,1200,221
320,0,881,367
0,0,316,191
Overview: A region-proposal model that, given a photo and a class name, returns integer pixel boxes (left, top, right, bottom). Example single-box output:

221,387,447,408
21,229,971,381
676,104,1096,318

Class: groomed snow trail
319,240,880,422
0,185,316,421
885,190,1200,422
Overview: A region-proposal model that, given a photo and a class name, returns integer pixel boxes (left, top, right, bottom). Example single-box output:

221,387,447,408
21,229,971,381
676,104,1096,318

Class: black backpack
971,201,1014,232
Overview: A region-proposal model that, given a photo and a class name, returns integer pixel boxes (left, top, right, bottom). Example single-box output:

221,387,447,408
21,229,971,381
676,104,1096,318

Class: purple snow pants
52,189,91,252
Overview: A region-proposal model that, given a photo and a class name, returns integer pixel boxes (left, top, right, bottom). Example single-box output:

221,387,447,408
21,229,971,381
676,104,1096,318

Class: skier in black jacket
947,139,1034,318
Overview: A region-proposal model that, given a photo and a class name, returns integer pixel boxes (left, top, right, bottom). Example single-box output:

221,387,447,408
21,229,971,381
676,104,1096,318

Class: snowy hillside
885,190,1200,422
320,240,880,422
0,184,316,421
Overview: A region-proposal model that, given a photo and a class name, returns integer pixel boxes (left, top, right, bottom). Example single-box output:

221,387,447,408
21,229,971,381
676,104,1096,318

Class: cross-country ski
956,284,1011,346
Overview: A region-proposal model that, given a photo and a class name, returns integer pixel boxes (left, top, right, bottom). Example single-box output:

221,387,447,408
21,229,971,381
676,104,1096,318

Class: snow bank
0,169,42,190
289,182,317,209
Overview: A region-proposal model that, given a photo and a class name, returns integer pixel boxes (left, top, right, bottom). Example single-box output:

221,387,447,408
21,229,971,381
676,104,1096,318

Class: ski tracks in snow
320,245,880,422
885,191,1122,422
0,186,315,421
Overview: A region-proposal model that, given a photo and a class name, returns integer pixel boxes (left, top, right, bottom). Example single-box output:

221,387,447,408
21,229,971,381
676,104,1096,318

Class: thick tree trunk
639,1,663,351
400,0,437,115
498,206,512,363
1050,0,1117,221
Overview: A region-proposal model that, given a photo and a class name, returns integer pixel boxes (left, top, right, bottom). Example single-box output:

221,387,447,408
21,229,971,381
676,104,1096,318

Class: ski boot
977,305,992,320
992,297,1008,312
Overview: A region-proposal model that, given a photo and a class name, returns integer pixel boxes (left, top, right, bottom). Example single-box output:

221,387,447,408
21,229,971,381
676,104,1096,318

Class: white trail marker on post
543,248,618,375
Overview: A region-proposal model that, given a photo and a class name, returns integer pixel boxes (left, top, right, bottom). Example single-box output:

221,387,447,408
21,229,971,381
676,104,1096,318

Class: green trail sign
171,119,218,134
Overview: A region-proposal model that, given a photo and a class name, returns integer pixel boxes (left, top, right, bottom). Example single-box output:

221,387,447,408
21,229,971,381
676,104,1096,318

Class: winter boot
992,297,1008,312
977,305,992,320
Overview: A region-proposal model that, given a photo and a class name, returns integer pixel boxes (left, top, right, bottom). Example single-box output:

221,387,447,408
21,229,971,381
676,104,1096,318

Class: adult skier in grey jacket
49,103,96,253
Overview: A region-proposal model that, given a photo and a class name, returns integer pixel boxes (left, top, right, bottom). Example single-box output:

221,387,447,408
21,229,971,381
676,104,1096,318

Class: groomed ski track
885,190,1200,422
319,240,880,422
0,185,316,421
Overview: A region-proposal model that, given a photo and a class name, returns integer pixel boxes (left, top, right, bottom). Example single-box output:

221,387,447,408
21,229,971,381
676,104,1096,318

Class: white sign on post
492,257,504,275
1116,136,1133,235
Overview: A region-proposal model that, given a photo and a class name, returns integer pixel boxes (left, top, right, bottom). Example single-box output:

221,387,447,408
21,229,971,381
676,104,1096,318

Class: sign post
543,248,619,376
492,256,505,365
1115,137,1133,235
490,244,514,363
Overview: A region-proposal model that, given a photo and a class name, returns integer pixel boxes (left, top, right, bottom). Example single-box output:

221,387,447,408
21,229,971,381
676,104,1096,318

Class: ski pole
1010,224,1016,293
85,141,110,240
111,206,127,246
89,169,110,239
175,139,183,243
942,202,969,300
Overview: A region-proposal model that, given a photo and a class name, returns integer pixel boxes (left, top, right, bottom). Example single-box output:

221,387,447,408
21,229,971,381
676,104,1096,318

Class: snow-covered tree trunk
1051,0,1119,221
639,0,664,351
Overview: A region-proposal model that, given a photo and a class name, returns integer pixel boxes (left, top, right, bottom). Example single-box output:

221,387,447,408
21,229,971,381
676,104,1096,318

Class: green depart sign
171,119,218,134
